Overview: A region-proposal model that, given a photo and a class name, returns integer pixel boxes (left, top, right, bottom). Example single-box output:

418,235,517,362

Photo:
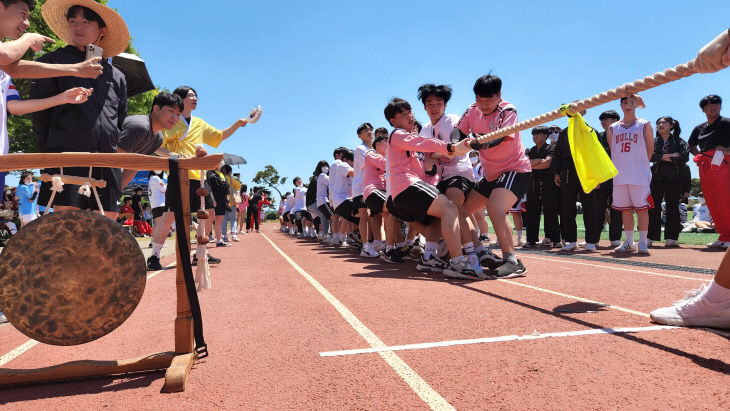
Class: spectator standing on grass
148,170,166,226
596,110,624,247
648,116,689,247
131,187,144,221
524,126,559,247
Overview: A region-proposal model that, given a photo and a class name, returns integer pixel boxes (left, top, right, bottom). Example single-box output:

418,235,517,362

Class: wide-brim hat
42,0,129,58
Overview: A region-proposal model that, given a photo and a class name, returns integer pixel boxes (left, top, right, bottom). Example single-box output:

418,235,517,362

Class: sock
516,230,523,243
503,251,518,264
406,238,415,246
639,231,648,244
424,241,437,259
476,244,487,254
386,244,394,251
152,242,163,258
700,280,730,304
373,240,384,247
624,230,634,245
462,242,476,256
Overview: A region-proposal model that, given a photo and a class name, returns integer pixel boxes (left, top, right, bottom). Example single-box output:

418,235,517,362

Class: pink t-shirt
386,128,449,198
363,149,386,200
456,100,531,181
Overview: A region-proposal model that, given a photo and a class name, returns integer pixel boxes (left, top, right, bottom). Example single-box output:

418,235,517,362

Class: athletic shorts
213,197,227,216
437,175,473,196
294,210,312,222
351,195,367,211
473,171,532,207
38,167,122,213
386,181,438,226
509,201,526,214
365,189,387,215
318,203,334,219
161,179,214,213
283,211,291,222
612,184,654,210
152,206,165,219
20,214,37,224
334,199,360,224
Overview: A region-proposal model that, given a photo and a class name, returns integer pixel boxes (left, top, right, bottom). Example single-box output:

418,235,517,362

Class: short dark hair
699,94,722,109
417,84,452,105
374,127,388,137
173,86,198,102
241,184,248,192
293,177,302,185
333,146,348,158
473,74,501,98
123,196,132,202
2,0,35,11
599,110,620,121
66,5,105,28
134,187,143,193
341,150,354,162
222,165,232,175
384,98,411,125
356,123,373,135
531,126,549,136
152,91,184,113
373,135,388,148
414,120,423,133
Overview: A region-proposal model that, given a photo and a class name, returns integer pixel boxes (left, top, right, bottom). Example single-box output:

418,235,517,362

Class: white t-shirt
148,175,167,208
0,70,20,156
328,159,344,204
292,186,307,212
283,194,296,213
420,114,474,181
351,143,369,197
332,163,353,208
693,203,712,222
316,173,329,207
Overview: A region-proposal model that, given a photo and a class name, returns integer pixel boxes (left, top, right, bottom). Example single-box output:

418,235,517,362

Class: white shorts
612,184,653,210
20,214,37,224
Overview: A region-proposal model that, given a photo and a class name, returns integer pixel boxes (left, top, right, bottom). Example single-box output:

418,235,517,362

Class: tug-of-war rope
474,29,730,146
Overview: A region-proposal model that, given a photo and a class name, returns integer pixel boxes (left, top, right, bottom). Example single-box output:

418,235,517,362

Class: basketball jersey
610,119,652,186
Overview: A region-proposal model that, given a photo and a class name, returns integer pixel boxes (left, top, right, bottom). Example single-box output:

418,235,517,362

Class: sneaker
610,240,621,247
297,233,306,239
216,242,232,247
578,241,587,247
614,241,635,253
410,245,424,258
522,242,537,248
338,240,348,248
0,311,7,324
638,242,650,254
479,234,491,244
646,239,653,247
360,244,379,258
584,243,596,251
148,242,153,248
443,258,485,280
416,255,448,272
231,235,240,242
516,239,526,247
466,254,488,278
147,255,162,271
650,286,730,328
372,242,386,253
255,229,260,233
207,254,221,264
494,259,527,279
539,238,552,246
665,239,680,247
562,242,578,251
380,248,405,263
707,240,730,249
478,249,503,270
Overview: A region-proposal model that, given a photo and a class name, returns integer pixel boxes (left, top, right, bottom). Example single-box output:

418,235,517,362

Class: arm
688,128,700,155
7,87,92,116
0,33,54,66
0,58,103,80
365,152,386,169
390,129,449,154
650,137,664,163
644,123,655,161
221,119,247,141
531,156,552,170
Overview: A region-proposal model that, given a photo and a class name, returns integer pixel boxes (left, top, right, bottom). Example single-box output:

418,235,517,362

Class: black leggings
648,178,682,241
246,206,259,230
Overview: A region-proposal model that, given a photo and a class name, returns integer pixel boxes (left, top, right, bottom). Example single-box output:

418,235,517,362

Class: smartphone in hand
85,44,103,60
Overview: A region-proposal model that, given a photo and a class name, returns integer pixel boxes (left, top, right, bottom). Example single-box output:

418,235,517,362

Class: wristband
447,143,454,153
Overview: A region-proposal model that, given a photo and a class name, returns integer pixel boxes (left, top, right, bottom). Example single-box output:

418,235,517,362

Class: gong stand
0,153,222,392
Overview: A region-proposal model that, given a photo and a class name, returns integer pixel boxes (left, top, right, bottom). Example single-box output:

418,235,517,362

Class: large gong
0,210,147,346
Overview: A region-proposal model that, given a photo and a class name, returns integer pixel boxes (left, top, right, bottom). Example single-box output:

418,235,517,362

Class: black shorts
152,206,165,219
365,190,386,215
473,171,532,207
38,167,122,213
387,181,439,226
294,210,312,222
283,211,291,222
318,203,334,219
437,175,473,196
334,199,360,224
351,195,366,211
162,179,214,213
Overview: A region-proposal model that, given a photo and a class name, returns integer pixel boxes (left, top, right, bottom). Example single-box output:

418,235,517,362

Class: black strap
167,157,208,358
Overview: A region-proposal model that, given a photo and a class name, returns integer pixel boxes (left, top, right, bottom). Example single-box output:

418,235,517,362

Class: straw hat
42,0,129,58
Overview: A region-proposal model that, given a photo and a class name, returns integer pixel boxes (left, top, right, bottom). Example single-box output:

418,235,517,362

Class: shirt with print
316,172,330,207
118,115,163,155
609,119,652,186
0,70,20,157
526,143,554,181
351,143,369,197
363,149,387,200
420,113,474,181
386,128,449,198
456,100,531,181
688,116,730,153
162,116,223,180
331,163,353,208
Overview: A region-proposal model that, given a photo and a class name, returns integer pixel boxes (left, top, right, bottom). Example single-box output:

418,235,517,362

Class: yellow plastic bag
560,105,617,193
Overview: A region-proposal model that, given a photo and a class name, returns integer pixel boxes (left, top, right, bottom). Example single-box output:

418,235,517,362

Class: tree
7,0,158,156
252,165,287,198
690,178,702,197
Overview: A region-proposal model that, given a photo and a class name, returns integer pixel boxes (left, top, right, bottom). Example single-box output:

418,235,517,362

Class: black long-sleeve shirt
30,45,127,153
650,135,690,181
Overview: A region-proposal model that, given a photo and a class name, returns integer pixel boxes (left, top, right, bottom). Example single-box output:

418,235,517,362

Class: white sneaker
707,240,730,249
650,286,730,328
638,242,650,254
372,242,386,253
443,257,486,280
0,310,7,324
665,239,680,248
614,241,635,252
646,239,653,247
231,235,240,242
578,241,587,247
562,242,577,251
610,240,621,247
539,238,552,246
584,243,596,251
360,244,379,258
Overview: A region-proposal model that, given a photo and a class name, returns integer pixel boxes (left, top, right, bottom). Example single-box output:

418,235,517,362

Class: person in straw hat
29,0,130,220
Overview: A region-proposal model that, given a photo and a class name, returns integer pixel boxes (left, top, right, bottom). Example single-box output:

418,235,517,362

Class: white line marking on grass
496,279,651,317
320,325,678,357
262,233,454,411
519,254,712,282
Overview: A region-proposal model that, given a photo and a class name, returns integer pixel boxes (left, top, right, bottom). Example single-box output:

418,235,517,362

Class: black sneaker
494,259,527,279
479,234,491,243
443,258,486,280
216,242,232,247
207,254,221,264
478,249,503,270
416,255,448,272
522,242,537,248
380,249,405,263
147,255,162,271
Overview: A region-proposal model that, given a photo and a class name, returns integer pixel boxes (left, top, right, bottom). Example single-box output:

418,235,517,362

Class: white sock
624,230,634,245
700,280,730,304
373,240,384,247
462,242,476,256
152,242,163,258
516,230,523,243
639,231,648,244
424,241,437,259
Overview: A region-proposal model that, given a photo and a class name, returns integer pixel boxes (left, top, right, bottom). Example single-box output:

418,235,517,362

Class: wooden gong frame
0,152,223,392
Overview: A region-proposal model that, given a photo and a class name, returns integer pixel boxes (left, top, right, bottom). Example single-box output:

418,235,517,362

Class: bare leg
425,194,462,258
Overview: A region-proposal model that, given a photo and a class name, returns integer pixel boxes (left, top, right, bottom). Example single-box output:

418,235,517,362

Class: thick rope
474,28,730,145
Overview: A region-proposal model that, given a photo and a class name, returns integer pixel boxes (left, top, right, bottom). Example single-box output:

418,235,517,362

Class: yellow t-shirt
163,117,223,180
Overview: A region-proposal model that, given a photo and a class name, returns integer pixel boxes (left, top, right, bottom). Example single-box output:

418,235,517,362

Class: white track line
320,325,678,357
0,261,176,368
519,254,712,282
262,233,454,411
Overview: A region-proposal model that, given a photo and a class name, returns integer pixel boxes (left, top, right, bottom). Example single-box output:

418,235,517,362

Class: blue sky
6,1,730,192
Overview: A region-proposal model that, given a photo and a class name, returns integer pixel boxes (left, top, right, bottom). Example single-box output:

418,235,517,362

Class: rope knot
50,176,64,192
78,182,92,197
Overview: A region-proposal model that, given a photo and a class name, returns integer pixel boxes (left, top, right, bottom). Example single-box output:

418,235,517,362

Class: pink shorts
612,184,653,210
